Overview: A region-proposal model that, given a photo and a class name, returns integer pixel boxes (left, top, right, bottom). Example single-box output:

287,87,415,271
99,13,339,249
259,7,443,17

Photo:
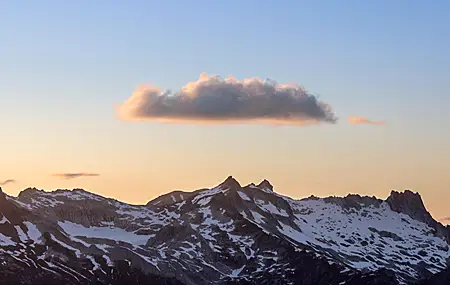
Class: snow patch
23,222,42,244
0,233,16,246
237,191,251,201
0,216,10,224
256,199,289,217
50,234,82,257
14,226,28,242
229,265,245,277
58,221,151,245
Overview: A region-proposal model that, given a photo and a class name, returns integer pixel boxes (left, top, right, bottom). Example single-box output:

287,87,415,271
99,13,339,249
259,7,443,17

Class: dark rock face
0,188,30,225
420,267,450,285
387,190,434,225
257,179,273,191
0,256,401,285
0,187,6,202
147,190,199,207
387,190,450,242
222,249,401,285
220,176,242,190
324,194,383,210
17,187,41,199
0,258,183,285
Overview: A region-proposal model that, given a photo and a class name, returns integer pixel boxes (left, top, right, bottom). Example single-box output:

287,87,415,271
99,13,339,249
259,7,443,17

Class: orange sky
2,1,449,225
2,122,449,222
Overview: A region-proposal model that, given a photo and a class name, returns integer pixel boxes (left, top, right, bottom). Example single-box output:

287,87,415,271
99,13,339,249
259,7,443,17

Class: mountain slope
0,177,449,285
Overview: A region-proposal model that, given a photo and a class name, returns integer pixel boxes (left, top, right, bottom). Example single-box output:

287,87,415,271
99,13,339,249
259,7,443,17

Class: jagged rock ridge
0,178,449,285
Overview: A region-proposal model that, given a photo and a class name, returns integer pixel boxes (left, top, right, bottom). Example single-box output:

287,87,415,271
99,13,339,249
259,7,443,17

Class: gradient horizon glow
1,0,449,222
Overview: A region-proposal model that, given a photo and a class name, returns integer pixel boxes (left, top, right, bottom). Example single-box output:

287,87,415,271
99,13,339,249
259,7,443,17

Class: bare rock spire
219,176,241,189
257,179,273,191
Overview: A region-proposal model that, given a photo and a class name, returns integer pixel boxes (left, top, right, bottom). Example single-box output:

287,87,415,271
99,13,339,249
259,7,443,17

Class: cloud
0,179,16,186
51,173,100,180
347,116,386,126
440,217,450,223
116,73,337,125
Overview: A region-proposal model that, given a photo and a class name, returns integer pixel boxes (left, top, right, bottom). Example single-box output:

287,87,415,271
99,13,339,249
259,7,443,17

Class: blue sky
1,0,449,219
2,1,450,125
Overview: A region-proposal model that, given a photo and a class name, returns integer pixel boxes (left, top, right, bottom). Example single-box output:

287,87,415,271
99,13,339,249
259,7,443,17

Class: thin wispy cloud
347,116,386,126
117,73,337,126
440,217,450,223
0,179,16,186
51,173,100,180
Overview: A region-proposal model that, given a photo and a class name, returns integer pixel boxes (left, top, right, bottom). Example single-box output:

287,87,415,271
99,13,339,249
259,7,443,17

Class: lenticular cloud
0,179,16,186
347,116,386,126
116,73,337,125
51,173,100,180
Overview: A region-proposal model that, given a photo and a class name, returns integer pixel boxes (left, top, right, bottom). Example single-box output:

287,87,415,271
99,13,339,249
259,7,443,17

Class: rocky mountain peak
387,191,450,244
0,187,5,202
72,188,86,192
386,190,433,223
257,179,273,191
387,190,424,209
324,194,382,210
388,189,422,202
219,175,241,189
17,187,41,198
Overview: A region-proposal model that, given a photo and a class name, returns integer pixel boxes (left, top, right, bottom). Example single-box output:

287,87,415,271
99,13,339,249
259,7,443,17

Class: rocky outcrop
0,258,184,285
257,179,273,191
324,194,383,210
219,176,242,190
0,187,30,225
147,190,197,207
387,190,434,225
420,267,450,285
387,190,450,243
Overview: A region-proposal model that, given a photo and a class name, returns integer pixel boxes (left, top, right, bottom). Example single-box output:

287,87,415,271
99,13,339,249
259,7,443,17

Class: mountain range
0,176,449,285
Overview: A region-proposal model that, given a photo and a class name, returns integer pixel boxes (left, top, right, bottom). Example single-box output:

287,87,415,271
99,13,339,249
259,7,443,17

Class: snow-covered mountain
0,176,449,285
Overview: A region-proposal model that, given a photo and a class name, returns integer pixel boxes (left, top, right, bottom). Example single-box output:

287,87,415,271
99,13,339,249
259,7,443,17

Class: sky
1,0,450,221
